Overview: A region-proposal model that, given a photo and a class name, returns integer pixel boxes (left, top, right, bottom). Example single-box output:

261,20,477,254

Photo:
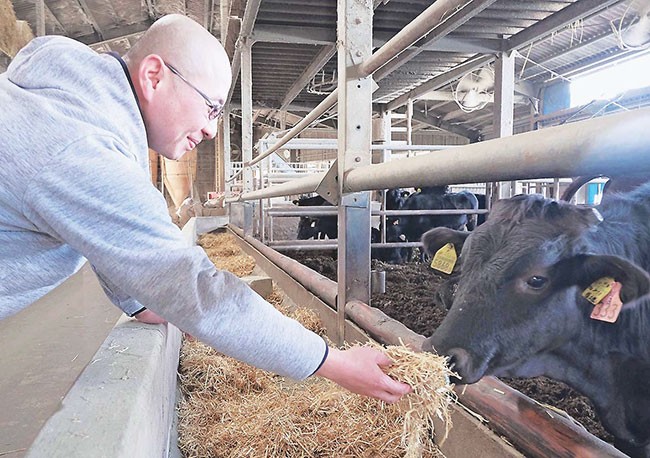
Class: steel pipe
266,209,488,217
271,244,338,251
357,0,479,77
244,91,338,169
226,173,325,202
230,225,338,306
266,205,338,216
374,209,489,216
343,108,650,192
269,240,338,246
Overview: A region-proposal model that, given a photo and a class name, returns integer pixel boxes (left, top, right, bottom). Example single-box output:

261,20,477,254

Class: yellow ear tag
581,277,615,305
430,243,457,274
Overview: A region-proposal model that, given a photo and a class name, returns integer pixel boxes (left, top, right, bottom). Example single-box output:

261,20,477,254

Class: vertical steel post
406,98,413,157
493,50,516,199
241,40,255,235
336,0,373,345
222,107,232,194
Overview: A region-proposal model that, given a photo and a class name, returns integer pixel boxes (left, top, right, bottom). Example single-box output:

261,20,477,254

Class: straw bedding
179,231,455,457
0,0,33,57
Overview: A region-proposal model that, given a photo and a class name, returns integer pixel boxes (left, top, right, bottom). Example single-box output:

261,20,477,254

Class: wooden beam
76,0,105,41
44,2,66,35
35,0,45,36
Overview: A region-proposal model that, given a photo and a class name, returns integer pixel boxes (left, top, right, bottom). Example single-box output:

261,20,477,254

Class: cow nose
446,347,472,383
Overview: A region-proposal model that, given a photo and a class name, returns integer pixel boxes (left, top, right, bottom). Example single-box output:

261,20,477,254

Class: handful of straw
378,343,457,458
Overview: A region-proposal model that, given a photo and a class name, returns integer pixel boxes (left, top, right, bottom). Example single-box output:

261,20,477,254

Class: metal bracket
370,77,379,93
340,191,369,208
315,159,340,205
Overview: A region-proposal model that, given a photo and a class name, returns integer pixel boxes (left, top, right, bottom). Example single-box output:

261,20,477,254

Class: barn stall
4,0,650,457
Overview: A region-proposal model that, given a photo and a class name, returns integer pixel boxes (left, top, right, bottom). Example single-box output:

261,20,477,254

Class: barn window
570,52,650,107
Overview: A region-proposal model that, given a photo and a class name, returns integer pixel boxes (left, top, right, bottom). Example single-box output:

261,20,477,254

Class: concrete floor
0,264,121,457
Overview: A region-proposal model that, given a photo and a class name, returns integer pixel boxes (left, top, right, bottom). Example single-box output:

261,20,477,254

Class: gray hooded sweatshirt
0,36,326,380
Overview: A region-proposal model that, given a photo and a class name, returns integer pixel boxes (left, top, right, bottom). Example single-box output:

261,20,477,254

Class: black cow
399,186,479,261
371,220,409,264
293,195,337,240
421,187,650,457
385,188,410,211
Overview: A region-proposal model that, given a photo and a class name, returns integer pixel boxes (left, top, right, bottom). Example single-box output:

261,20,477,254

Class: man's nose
201,118,218,140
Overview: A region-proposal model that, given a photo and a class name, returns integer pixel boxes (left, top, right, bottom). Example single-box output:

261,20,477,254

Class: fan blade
474,67,495,91
623,13,650,47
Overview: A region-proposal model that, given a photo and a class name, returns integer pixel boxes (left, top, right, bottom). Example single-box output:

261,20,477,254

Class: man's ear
421,227,470,267
556,254,650,303
137,54,165,101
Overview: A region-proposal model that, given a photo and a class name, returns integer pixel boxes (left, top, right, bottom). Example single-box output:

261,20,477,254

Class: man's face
147,63,229,160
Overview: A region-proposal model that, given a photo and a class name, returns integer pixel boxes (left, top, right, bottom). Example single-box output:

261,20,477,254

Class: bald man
0,14,411,403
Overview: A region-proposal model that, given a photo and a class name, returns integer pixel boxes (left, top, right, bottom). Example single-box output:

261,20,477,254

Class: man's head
124,14,231,160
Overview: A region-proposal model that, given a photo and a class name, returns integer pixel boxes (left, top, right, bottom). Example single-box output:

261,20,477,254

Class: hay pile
0,0,33,57
198,232,255,277
179,229,455,457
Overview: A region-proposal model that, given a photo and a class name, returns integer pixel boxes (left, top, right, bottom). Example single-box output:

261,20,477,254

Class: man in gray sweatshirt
0,14,411,402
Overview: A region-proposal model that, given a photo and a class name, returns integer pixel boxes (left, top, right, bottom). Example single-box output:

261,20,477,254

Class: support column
241,39,254,193
222,107,231,194
493,50,515,199
35,0,45,36
406,98,413,157
336,0,373,344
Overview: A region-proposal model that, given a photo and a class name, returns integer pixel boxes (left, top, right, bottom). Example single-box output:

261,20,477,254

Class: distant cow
385,188,411,211
421,187,650,457
371,220,409,264
399,187,479,260
293,195,337,240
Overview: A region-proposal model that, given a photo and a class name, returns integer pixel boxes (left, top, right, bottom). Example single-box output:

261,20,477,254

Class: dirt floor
284,250,614,444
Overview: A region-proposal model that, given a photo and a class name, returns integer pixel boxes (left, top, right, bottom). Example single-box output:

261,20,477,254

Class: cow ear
421,227,470,257
558,254,650,303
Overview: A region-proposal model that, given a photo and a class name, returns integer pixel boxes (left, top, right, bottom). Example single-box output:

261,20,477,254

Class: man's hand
314,346,412,403
133,308,167,324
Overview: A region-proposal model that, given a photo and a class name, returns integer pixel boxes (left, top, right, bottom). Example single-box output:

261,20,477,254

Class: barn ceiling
10,0,650,141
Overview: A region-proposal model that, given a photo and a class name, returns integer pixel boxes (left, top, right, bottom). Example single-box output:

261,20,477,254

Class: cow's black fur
422,185,650,456
400,187,479,242
294,195,337,240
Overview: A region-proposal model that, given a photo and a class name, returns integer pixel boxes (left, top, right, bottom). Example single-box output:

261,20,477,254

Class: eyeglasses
164,62,223,121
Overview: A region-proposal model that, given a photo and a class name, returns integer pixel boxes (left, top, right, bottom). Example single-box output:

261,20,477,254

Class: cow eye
526,275,548,289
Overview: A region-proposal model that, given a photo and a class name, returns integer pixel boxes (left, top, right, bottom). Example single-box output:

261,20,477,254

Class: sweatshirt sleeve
22,136,327,380
91,265,146,317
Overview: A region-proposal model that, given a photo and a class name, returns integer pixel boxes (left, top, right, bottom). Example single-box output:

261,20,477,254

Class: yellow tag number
430,243,457,274
581,277,615,305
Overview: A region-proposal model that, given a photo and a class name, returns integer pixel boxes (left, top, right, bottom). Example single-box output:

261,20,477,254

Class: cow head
297,216,319,240
421,194,650,384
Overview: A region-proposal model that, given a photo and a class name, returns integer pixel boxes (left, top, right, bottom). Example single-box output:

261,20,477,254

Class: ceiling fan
452,65,495,113
614,0,650,49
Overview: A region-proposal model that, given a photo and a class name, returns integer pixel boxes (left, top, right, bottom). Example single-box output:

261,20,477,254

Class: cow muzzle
423,339,483,384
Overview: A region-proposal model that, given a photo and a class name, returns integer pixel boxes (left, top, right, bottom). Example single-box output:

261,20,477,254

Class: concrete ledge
241,275,274,299
26,318,182,458
181,216,229,246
